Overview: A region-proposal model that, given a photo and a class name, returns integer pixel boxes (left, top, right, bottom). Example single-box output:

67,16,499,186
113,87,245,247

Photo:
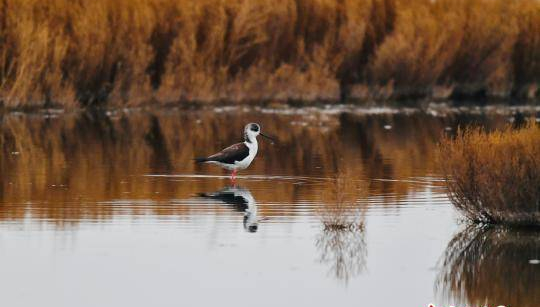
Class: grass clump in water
439,122,540,227
318,170,367,232
316,171,368,283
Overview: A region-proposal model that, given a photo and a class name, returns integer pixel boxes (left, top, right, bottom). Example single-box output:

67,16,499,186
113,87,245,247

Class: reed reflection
436,226,540,307
0,107,513,226
199,186,259,232
316,171,368,284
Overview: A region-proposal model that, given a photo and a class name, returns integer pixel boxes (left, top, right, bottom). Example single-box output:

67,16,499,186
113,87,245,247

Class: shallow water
0,106,538,307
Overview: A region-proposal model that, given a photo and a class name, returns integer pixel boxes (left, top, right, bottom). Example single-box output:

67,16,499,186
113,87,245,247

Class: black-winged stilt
195,123,274,182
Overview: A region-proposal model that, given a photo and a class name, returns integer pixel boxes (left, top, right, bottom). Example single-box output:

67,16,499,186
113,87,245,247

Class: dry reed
439,121,540,226
316,170,368,283
0,0,539,108
317,169,367,231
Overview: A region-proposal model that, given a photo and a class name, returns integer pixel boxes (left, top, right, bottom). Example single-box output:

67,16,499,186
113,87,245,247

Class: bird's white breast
234,140,258,169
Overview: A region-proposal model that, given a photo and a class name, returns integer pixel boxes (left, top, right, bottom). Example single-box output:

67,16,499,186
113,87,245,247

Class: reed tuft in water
318,170,367,231
439,122,540,226
316,171,367,283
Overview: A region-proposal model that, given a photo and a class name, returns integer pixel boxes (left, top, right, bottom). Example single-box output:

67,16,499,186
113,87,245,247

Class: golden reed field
0,0,539,108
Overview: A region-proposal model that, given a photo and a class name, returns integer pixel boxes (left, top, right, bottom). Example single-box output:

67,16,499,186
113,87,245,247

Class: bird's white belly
233,142,257,170
233,153,255,170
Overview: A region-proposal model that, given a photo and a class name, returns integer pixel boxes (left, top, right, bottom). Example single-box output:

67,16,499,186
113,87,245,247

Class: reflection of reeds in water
316,225,367,284
316,171,368,283
0,109,511,227
436,226,540,307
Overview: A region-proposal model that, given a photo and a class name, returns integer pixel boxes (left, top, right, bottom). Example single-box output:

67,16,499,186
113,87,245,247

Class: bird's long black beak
260,132,275,144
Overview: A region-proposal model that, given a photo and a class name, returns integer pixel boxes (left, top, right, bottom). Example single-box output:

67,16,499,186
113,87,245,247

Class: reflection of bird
194,123,274,182
198,186,259,232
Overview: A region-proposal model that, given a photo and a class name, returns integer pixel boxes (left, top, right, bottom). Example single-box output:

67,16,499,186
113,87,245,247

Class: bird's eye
251,125,259,132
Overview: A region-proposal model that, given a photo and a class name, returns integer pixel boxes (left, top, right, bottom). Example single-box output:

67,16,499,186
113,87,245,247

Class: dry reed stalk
439,121,540,226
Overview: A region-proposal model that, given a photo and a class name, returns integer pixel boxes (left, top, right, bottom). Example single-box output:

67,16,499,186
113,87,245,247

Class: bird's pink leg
231,170,237,183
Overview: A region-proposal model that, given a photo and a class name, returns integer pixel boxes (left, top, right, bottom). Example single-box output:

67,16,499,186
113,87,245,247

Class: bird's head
244,123,274,143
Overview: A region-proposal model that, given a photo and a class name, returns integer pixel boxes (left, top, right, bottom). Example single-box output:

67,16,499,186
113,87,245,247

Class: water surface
0,106,538,307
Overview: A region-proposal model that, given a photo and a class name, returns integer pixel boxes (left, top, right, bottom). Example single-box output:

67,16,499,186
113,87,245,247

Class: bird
198,186,259,232
194,123,274,182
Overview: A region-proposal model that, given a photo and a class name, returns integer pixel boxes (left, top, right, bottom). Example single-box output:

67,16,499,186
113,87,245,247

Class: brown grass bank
439,122,540,226
0,0,539,108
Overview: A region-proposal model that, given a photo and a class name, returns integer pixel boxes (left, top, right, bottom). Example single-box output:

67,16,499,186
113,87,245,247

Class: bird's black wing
198,191,248,212
204,142,250,164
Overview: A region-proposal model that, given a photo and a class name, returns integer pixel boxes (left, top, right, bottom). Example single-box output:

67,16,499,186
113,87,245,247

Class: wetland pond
0,105,539,307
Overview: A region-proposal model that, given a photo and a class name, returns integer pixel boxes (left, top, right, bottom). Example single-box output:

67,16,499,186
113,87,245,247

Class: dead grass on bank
439,122,540,226
0,0,538,108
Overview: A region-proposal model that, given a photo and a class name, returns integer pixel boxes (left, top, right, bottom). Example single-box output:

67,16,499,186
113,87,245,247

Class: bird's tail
194,157,209,163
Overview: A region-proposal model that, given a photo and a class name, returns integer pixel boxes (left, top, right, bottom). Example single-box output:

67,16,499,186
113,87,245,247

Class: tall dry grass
0,0,539,108
439,122,540,226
